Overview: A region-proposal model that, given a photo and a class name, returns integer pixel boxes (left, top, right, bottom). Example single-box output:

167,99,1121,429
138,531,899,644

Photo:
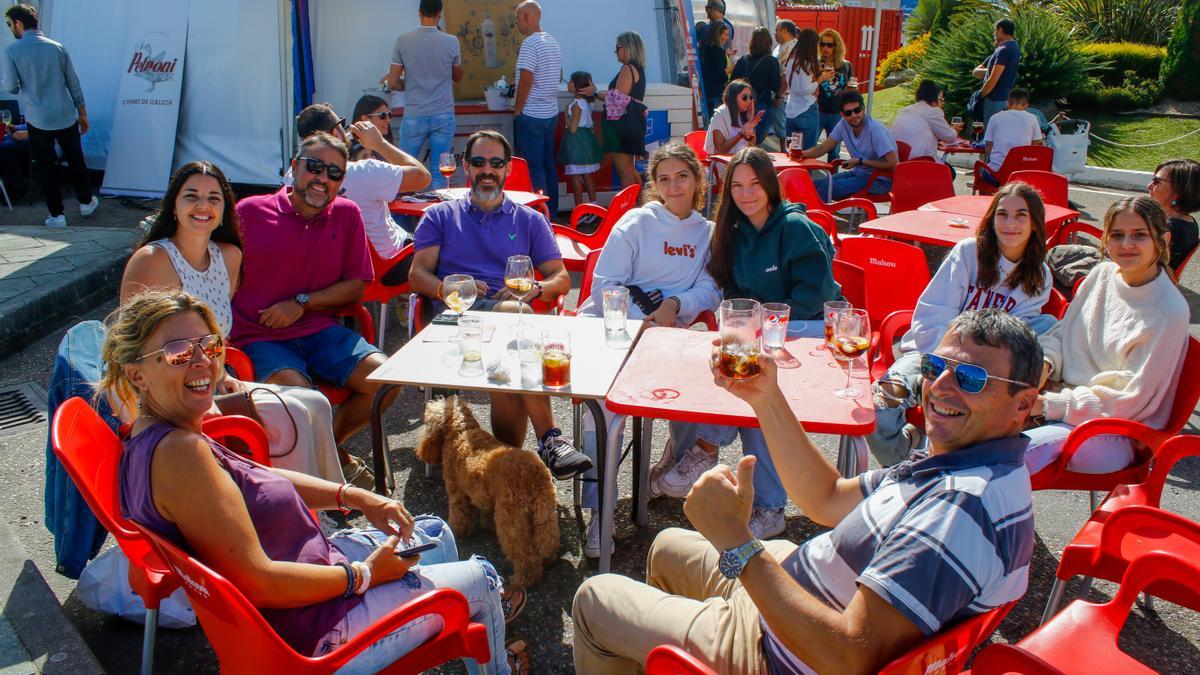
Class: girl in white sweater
577,142,722,557
868,182,1054,465
1027,196,1190,474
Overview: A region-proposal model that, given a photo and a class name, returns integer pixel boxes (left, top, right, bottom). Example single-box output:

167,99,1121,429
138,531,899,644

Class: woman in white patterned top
119,161,346,485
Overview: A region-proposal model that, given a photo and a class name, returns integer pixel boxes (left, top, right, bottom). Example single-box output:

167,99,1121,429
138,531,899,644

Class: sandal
341,455,376,491
505,637,532,674
500,586,527,624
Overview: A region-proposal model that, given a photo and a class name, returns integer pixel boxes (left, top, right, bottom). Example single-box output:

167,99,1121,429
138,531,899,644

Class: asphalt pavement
0,178,1198,674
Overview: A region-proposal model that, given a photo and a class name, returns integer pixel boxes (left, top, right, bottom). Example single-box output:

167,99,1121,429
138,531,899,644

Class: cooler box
1047,119,1090,177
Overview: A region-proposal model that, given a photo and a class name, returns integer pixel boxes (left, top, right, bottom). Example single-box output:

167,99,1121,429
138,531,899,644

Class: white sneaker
749,506,786,539
79,196,100,216
44,214,67,228
653,444,718,498
583,511,609,559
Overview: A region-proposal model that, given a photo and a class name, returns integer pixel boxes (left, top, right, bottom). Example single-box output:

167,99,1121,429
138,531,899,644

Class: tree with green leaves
1160,0,1200,99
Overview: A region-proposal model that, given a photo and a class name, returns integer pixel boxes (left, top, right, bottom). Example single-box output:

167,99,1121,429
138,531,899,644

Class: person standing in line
769,20,797,144
815,29,855,162
2,3,98,227
388,0,463,176
512,0,563,219
782,28,824,150
972,18,1020,126
699,22,732,125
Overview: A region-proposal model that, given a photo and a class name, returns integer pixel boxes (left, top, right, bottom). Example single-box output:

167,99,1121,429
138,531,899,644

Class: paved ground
1,178,1198,673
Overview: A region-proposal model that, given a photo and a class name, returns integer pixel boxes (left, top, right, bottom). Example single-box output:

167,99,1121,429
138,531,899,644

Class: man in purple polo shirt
409,129,591,480
232,131,392,489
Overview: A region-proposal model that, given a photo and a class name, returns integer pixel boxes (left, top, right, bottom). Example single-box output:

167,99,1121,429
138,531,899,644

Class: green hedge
1079,42,1166,87
1161,0,1200,99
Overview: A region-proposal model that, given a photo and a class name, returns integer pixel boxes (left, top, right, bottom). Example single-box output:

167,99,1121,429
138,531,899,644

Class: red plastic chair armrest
1142,435,1200,508
569,203,609,230
224,347,255,382
1030,418,1157,488
694,310,718,331
870,310,913,370
553,223,588,244
825,197,878,220
972,160,990,178
972,643,1064,674
201,416,272,466
1095,504,1200,559
333,304,375,345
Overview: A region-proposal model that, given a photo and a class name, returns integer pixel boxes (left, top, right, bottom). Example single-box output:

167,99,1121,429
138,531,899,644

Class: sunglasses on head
820,41,836,48
468,156,508,169
298,156,346,181
138,334,225,367
366,111,392,120
841,106,864,117
920,353,1032,394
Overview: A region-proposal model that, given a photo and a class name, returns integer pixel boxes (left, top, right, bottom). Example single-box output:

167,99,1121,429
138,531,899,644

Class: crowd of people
8,0,1200,672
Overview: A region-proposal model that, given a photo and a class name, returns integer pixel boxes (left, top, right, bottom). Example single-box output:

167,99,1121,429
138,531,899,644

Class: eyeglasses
297,156,346,181
920,353,1033,394
468,156,508,169
366,111,392,120
841,106,864,117
1149,175,1166,186
137,334,225,366
820,41,836,48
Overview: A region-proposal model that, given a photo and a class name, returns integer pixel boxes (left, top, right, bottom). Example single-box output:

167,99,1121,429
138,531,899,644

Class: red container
776,4,903,88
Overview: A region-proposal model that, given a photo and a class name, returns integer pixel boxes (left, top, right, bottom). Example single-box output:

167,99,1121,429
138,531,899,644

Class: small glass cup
718,299,762,379
761,302,791,351
541,329,572,390
823,300,851,352
458,323,484,375
517,328,542,387
602,287,630,337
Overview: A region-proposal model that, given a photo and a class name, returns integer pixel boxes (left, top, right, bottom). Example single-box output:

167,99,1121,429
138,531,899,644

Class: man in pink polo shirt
231,131,391,488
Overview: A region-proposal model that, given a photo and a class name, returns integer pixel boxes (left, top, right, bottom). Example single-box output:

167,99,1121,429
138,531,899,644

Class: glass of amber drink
833,308,870,398
823,300,850,353
540,329,571,390
718,299,762,379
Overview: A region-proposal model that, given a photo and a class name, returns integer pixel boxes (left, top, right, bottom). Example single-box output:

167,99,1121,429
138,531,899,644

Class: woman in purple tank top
99,290,531,673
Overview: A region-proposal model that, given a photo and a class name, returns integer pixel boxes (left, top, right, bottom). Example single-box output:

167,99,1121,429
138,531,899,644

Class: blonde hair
96,290,223,415
616,31,646,69
1100,195,1172,278
819,29,846,68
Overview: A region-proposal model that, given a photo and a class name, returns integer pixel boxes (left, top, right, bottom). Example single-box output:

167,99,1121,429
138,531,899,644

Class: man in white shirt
889,80,961,172
769,20,797,143
513,0,562,218
980,88,1043,187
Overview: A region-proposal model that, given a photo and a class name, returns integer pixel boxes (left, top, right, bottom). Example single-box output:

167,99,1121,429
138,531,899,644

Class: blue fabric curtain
292,0,315,113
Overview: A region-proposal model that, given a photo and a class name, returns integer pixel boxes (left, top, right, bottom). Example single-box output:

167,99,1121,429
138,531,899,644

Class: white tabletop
366,311,643,400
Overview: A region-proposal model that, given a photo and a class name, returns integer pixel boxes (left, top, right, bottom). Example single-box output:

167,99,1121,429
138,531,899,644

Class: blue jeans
818,111,842,162
668,423,789,511
813,170,892,201
318,517,509,674
514,113,559,218
785,105,820,150
399,112,456,176
983,98,1006,127
753,101,772,145
867,351,924,466
768,102,787,142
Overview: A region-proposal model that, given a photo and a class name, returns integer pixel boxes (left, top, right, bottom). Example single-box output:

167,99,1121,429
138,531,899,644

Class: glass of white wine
504,255,535,327
442,274,477,317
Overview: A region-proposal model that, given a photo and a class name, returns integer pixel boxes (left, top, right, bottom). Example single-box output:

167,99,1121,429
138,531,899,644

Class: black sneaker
537,428,593,480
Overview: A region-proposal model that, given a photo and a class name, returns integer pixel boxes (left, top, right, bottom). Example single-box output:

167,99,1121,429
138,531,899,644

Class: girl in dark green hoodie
651,147,842,539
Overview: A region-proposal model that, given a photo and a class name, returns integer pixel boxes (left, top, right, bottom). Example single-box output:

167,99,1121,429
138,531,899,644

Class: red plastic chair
361,243,414,349
1008,170,1070,208
137,525,492,674
555,183,642,272
683,130,710,167
565,249,605,316
51,397,269,675
806,208,841,247
1042,288,1069,320
835,238,931,332
832,258,866,310
972,551,1196,674
888,161,955,214
777,168,878,221
973,146,1054,196
1030,336,1200,510
878,602,1015,675
1040,437,1200,623
1046,220,1102,249
226,304,375,406
646,644,715,674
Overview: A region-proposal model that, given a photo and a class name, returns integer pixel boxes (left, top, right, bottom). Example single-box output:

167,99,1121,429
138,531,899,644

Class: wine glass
438,152,456,189
972,120,985,142
504,255,535,327
950,115,963,135
833,308,870,399
442,274,477,318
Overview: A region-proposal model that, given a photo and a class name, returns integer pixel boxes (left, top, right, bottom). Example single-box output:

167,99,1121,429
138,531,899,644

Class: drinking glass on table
718,299,762,379
504,255,536,327
601,287,630,345
517,327,542,387
822,300,850,353
950,116,964,133
438,152,456,189
972,120,985,142
833,308,870,399
541,329,572,390
442,274,477,317
458,322,484,375
761,302,790,351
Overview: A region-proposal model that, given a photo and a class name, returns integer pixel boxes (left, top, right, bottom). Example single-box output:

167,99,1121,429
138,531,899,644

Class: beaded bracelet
336,482,352,515
336,561,355,598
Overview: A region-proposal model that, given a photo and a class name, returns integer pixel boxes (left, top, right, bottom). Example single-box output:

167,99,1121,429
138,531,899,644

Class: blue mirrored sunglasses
920,353,1033,394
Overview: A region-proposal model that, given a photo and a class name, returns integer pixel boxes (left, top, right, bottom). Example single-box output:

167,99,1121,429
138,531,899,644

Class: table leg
633,417,653,527
370,384,401,495
576,400,608,538
596,408,628,574
836,434,869,478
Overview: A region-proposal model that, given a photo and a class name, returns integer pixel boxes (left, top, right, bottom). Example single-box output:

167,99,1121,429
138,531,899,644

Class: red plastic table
388,188,549,217
938,140,983,163
920,195,1081,233
858,210,983,247
595,327,875,571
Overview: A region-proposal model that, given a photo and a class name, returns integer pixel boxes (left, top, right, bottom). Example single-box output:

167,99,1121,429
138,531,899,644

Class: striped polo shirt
762,436,1035,674
515,31,562,120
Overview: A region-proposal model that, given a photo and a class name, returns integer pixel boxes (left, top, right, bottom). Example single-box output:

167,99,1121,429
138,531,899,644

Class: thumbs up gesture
684,455,757,550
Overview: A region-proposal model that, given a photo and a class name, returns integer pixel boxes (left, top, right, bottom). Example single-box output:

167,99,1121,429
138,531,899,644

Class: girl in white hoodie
577,142,722,557
868,182,1055,465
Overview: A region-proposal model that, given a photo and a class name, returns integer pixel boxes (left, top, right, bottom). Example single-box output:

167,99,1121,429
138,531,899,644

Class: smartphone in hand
394,541,437,558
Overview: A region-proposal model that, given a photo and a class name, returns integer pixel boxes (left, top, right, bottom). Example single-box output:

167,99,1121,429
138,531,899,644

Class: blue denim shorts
241,324,379,387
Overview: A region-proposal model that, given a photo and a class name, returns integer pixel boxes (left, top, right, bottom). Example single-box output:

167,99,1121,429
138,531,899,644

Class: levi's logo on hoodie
663,241,697,258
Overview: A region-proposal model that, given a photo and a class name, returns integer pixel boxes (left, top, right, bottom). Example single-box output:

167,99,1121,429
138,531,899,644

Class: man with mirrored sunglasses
573,309,1039,673
408,130,589,480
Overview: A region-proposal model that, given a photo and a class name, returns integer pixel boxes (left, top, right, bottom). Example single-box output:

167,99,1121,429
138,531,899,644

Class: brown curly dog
416,396,560,587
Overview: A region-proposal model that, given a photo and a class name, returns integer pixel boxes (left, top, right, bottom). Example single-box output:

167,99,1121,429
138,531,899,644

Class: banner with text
101,1,190,198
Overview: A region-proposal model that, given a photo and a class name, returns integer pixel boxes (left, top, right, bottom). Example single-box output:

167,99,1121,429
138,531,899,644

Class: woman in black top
596,31,649,188
816,29,855,162
699,23,731,123
730,27,781,145
1148,159,1200,273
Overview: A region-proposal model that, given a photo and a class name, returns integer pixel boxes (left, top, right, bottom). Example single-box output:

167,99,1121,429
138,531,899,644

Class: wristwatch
295,293,310,309
718,539,765,579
